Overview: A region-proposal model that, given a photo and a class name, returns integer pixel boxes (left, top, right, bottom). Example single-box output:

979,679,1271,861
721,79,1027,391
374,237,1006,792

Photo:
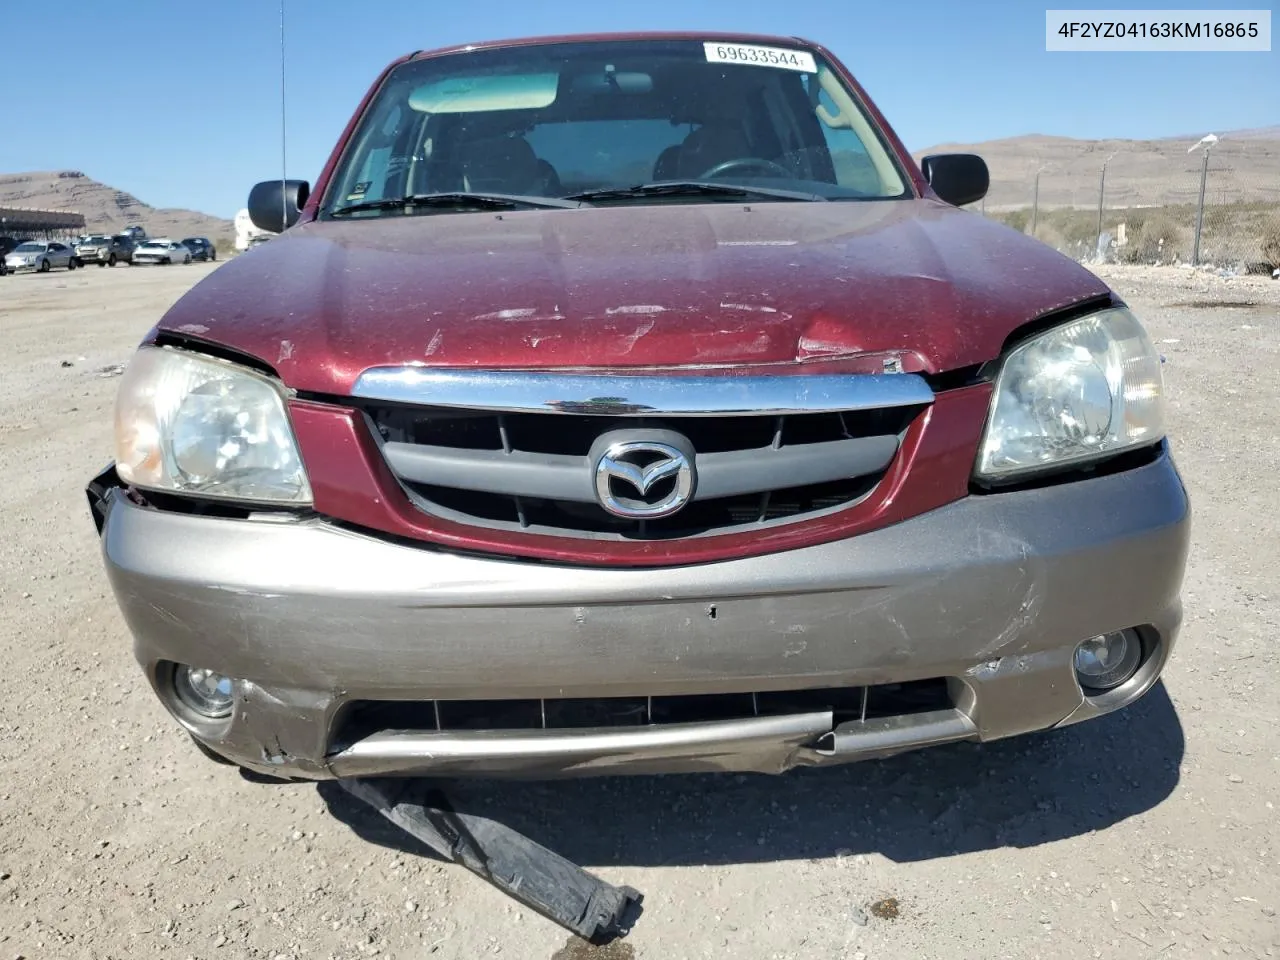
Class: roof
0,205,86,233
411,30,816,61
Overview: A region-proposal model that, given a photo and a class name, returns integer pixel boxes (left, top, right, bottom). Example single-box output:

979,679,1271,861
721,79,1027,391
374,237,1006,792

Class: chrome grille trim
352,367,935,416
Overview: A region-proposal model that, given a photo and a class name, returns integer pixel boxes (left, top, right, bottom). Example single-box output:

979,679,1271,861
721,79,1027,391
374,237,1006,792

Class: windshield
82,236,109,243
14,242,44,252
140,242,164,249
322,38,910,217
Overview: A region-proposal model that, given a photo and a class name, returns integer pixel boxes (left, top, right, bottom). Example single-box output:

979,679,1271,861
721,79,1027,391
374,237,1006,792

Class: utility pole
1031,163,1053,238
1189,134,1218,267
1094,154,1114,260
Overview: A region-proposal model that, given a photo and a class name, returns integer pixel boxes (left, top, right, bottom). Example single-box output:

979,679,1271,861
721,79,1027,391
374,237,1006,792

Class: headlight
114,346,312,504
975,306,1164,481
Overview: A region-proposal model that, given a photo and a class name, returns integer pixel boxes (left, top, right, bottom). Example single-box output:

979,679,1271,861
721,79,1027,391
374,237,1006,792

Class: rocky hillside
0,171,232,241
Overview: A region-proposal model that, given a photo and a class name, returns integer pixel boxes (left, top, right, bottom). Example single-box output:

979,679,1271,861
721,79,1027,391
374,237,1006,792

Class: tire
38,259,50,273
162,257,171,265
210,249,217,261
184,254,191,264
68,258,76,271
108,253,116,267
98,261,106,267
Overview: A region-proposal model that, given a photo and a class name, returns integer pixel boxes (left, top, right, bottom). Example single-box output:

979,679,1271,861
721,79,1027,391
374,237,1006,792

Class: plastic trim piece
382,435,900,503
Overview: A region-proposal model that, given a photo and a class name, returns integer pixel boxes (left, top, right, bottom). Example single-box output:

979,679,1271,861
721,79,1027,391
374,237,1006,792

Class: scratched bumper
93,446,1189,779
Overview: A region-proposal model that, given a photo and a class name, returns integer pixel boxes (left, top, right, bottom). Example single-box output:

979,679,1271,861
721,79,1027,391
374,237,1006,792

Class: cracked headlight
975,306,1164,481
114,346,312,504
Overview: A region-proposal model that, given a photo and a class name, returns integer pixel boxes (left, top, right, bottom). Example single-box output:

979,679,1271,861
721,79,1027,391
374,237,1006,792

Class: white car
133,239,192,266
4,241,79,273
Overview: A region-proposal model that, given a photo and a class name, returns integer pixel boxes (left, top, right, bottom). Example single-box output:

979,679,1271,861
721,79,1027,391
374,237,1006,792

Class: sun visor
409,73,559,113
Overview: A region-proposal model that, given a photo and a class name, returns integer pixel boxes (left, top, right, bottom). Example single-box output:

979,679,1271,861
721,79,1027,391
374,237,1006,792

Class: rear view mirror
569,71,654,95
248,179,310,234
920,154,989,207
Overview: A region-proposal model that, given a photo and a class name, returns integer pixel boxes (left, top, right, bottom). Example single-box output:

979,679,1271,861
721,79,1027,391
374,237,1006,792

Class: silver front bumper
96,449,1190,780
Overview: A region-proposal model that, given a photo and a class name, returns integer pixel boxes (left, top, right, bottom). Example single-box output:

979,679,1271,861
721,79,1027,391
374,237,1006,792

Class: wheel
108,253,117,267
184,254,191,264
68,258,76,271
39,259,50,272
209,249,217,261
162,257,171,265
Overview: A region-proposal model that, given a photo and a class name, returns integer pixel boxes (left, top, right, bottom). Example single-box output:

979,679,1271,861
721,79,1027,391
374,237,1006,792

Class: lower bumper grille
331,678,953,749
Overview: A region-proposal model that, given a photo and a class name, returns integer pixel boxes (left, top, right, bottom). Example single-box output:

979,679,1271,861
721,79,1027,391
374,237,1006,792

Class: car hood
155,199,1112,395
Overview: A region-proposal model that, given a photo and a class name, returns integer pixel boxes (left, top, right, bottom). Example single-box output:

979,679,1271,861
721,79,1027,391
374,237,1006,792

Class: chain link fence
962,136,1280,273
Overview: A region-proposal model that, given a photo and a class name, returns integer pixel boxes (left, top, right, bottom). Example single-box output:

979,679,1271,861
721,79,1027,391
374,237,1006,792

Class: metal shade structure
0,205,86,238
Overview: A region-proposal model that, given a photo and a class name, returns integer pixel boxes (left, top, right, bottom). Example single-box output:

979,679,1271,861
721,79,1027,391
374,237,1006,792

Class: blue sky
1,0,1272,218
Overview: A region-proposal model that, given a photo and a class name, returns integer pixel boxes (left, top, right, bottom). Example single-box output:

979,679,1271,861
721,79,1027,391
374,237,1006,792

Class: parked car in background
181,237,217,261
0,237,28,276
76,234,136,267
4,240,78,272
73,236,108,263
133,239,192,265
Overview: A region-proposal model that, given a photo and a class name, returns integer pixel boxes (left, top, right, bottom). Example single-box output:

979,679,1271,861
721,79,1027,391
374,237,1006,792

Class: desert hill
0,171,232,241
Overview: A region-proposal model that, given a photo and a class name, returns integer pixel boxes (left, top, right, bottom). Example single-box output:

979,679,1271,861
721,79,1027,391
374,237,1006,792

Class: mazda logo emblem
593,440,695,519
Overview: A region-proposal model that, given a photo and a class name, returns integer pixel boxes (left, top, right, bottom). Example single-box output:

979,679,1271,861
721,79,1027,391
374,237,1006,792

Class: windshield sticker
347,181,371,201
703,42,817,73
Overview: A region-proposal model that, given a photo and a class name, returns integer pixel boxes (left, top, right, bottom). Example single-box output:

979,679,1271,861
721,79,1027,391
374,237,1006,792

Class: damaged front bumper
88,447,1190,780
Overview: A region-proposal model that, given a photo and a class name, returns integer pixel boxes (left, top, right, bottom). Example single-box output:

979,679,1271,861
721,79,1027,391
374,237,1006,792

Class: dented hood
157,199,1110,394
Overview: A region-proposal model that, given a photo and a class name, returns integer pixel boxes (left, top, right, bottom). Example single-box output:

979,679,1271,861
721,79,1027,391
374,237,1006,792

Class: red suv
89,32,1189,780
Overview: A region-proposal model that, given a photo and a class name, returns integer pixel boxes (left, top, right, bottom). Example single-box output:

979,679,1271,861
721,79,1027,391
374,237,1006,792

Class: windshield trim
315,36,918,220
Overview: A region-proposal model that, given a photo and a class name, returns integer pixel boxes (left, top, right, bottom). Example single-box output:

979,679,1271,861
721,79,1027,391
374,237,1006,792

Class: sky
1,0,1273,218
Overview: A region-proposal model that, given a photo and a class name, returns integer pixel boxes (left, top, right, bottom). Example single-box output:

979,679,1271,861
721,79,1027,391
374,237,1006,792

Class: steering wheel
699,157,793,180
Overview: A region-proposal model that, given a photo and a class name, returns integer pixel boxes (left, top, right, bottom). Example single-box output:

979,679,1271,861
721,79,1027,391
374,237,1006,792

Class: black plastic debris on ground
339,777,643,943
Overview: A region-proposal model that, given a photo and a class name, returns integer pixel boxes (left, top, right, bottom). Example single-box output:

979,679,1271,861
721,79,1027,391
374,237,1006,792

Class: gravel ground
0,261,1277,960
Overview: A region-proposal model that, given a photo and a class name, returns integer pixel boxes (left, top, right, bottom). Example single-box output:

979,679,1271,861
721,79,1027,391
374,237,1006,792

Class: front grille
331,678,953,749
357,402,922,540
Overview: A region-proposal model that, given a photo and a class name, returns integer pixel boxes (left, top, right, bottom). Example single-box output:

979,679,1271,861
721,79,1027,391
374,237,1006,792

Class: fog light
173,665,235,718
1074,631,1142,693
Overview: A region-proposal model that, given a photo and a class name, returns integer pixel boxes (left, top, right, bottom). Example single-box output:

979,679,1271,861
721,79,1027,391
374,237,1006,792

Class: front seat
534,159,563,195
457,135,543,195
653,144,682,180
676,123,752,180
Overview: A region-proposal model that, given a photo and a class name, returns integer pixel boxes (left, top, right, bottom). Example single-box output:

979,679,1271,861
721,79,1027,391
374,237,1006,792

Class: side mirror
919,154,988,207
248,179,311,234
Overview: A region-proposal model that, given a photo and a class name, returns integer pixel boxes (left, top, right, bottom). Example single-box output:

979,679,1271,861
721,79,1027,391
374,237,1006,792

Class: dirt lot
1,261,1278,960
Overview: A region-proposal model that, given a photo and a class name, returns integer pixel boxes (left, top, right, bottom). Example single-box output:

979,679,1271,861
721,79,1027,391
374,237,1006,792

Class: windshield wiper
564,181,826,204
330,192,583,216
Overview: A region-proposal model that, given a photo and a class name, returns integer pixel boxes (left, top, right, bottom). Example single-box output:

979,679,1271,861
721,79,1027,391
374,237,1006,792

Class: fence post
1094,160,1108,257
1192,145,1209,266
1032,169,1040,236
